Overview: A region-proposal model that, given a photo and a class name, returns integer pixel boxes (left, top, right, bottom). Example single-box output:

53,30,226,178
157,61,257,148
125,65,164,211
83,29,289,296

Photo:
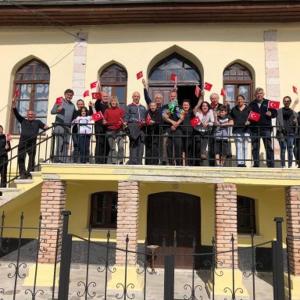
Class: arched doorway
147,192,201,268
148,53,201,108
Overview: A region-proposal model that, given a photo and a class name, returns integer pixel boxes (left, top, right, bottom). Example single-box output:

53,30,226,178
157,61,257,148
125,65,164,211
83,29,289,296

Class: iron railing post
164,255,174,300
274,217,285,300
58,210,72,300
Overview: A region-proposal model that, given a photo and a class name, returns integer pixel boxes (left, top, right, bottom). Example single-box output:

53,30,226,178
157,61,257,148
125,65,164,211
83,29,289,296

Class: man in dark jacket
124,91,147,165
94,92,109,164
12,98,48,179
249,87,277,167
145,102,162,165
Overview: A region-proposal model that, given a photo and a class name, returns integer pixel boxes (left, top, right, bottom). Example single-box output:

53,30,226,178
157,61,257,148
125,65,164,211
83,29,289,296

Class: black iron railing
0,124,299,187
0,211,292,300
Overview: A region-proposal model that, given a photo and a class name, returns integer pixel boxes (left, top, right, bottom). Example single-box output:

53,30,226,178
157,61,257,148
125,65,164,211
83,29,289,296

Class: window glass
12,60,50,134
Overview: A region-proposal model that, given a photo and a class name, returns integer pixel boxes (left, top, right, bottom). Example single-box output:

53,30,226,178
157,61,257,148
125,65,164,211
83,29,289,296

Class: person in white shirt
193,101,215,165
72,107,93,163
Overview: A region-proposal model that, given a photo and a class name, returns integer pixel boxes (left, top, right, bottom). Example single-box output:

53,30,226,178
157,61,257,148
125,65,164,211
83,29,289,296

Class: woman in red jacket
103,96,125,164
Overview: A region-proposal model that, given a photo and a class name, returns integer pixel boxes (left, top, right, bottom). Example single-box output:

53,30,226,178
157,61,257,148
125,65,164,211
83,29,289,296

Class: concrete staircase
0,172,43,207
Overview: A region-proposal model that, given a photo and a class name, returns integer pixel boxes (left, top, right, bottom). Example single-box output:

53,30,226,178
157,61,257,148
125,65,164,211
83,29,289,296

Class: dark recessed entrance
147,192,201,268
148,53,201,108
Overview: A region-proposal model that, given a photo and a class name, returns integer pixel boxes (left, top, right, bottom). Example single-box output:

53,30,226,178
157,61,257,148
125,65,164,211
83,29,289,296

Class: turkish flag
190,117,201,128
195,85,201,98
268,100,280,110
92,92,102,100
221,88,226,97
136,71,143,80
145,113,152,126
92,111,104,122
204,82,213,91
56,97,63,105
90,81,97,89
293,85,298,94
83,90,90,97
14,89,20,98
170,73,177,82
248,111,261,122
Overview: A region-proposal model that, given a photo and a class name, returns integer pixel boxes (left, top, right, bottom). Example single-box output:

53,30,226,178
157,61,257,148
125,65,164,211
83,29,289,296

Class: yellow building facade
1,1,300,298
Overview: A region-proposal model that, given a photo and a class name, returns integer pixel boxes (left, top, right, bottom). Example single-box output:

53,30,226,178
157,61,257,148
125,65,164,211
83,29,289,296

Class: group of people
0,81,300,186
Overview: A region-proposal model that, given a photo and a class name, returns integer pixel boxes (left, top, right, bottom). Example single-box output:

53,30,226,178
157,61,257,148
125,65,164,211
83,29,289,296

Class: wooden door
147,192,200,268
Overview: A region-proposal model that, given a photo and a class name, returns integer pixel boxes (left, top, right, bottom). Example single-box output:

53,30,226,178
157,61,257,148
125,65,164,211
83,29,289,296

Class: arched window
223,63,253,108
90,192,118,228
99,64,127,108
149,53,201,107
237,196,256,234
11,59,50,134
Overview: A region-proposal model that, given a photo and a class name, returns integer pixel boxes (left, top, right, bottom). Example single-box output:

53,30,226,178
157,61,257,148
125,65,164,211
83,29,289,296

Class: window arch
148,53,201,107
11,59,50,134
149,53,201,84
90,191,118,228
223,62,254,108
237,196,256,234
99,63,127,108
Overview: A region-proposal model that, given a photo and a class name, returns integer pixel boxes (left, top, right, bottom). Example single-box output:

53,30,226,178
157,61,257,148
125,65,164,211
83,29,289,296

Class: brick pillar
116,181,139,265
38,179,66,263
215,183,238,268
286,186,300,275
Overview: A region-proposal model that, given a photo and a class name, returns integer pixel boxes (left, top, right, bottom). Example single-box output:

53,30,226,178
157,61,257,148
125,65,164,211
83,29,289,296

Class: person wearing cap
51,89,76,163
12,97,48,179
124,91,147,165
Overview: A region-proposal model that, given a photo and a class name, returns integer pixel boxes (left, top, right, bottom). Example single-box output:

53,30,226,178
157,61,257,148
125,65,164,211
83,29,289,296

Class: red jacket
104,107,125,130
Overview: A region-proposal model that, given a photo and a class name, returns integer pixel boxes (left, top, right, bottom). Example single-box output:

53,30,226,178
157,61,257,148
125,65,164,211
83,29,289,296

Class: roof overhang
0,1,300,26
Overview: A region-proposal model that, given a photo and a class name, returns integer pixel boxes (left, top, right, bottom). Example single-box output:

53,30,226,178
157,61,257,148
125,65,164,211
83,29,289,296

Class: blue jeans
279,135,294,167
234,133,250,165
78,134,91,163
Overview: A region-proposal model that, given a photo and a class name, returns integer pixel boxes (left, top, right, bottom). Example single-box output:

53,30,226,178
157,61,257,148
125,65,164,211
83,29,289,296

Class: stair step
0,188,21,193
14,179,34,184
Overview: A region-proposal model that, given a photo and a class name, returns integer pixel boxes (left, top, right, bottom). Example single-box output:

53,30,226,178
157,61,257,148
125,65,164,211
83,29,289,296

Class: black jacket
248,99,277,128
145,109,162,135
0,134,11,157
13,108,45,141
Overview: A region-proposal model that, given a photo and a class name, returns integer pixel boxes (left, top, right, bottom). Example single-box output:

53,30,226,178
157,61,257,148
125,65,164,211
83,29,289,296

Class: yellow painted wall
1,22,300,139
237,185,286,246
0,179,286,250
0,186,41,238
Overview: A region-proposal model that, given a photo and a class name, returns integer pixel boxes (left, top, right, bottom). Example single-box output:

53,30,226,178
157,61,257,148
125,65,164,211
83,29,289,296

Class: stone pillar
116,181,139,265
72,32,88,100
286,186,300,275
215,183,238,268
264,30,280,100
38,179,66,263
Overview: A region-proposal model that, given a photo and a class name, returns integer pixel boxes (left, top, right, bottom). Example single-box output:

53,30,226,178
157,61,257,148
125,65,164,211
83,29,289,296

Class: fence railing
0,212,293,300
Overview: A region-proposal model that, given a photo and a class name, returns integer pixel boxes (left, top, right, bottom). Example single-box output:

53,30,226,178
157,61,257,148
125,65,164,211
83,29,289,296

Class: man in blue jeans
249,88,277,167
